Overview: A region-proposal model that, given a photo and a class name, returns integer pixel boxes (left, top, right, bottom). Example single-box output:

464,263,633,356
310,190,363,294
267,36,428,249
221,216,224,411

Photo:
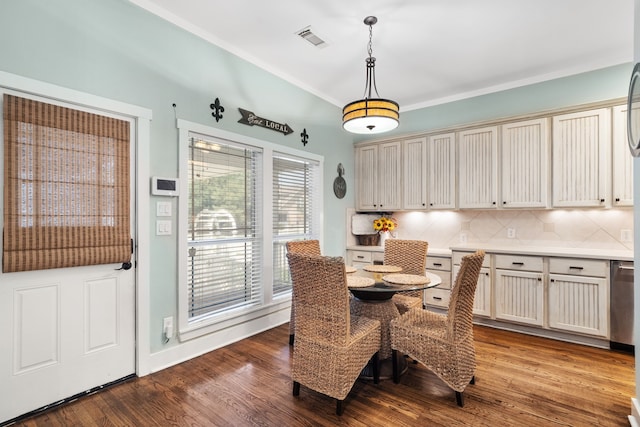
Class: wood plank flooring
13,324,635,427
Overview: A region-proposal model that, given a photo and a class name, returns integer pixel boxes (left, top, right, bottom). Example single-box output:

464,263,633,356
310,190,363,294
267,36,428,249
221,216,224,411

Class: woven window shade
3,94,131,272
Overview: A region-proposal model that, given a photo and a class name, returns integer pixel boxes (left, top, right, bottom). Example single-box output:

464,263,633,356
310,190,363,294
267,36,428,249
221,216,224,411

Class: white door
0,93,136,424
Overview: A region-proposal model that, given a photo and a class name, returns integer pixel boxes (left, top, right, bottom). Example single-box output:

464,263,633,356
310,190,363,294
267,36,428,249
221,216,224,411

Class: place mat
362,264,403,273
345,265,357,274
347,276,375,288
382,273,431,286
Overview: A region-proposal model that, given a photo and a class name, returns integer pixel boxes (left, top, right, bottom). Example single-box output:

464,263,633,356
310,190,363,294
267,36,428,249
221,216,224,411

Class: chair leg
470,376,475,385
455,391,464,407
392,350,399,384
289,334,295,346
372,352,380,384
293,381,300,396
336,399,344,416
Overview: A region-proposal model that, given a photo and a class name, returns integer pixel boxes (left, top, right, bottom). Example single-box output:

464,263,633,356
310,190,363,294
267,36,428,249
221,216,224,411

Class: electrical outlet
459,232,468,243
163,316,174,341
507,228,516,239
621,229,633,242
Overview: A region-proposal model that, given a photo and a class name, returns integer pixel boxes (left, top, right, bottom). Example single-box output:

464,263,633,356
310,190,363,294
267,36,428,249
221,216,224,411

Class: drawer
426,256,451,271
453,251,490,268
495,254,543,272
424,288,450,308
350,250,372,263
549,258,608,277
426,269,451,290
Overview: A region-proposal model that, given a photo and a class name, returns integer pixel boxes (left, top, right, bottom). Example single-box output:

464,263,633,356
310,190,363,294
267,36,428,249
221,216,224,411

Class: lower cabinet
452,252,492,317
494,255,544,326
424,256,452,309
547,258,609,337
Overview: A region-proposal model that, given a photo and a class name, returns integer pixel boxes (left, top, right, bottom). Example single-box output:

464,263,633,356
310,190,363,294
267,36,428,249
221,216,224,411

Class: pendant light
342,16,399,134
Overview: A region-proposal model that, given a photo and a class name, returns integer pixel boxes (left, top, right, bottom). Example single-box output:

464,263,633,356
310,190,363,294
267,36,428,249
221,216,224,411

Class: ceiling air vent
296,26,327,48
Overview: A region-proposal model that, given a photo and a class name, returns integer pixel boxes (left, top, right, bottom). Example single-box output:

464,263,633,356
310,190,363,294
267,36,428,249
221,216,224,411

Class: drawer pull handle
433,296,442,301
433,263,442,267
512,262,524,266
356,256,364,259
569,266,584,270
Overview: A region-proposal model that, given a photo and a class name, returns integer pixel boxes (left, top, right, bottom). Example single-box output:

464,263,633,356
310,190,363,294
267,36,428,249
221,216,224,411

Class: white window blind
187,133,262,319
272,153,320,295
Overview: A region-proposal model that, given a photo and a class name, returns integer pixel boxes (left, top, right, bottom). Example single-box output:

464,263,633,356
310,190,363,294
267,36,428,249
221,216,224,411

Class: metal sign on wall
238,108,293,135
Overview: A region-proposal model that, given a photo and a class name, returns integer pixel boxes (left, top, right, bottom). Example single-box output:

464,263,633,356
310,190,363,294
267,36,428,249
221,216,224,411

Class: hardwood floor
13,324,634,427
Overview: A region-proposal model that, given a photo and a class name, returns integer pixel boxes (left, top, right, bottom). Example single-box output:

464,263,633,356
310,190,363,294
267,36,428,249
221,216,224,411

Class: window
186,133,262,319
272,154,320,295
2,94,131,273
178,121,323,338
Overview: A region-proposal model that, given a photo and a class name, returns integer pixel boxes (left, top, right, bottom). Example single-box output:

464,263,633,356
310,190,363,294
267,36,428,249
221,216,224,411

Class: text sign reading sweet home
238,108,294,135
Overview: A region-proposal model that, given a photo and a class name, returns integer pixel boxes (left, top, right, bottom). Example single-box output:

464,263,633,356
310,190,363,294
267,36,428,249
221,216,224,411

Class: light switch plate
156,220,172,235
157,201,172,217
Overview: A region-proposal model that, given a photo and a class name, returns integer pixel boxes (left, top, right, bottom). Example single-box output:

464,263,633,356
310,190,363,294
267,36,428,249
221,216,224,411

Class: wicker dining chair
390,250,485,407
285,240,322,346
286,252,381,416
383,239,429,314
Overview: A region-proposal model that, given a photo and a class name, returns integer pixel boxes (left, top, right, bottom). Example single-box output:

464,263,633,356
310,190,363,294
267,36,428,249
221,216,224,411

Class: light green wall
0,0,634,355
0,0,352,353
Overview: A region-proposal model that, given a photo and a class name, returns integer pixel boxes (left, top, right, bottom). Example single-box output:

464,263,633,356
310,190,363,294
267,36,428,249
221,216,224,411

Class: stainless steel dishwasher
610,260,634,353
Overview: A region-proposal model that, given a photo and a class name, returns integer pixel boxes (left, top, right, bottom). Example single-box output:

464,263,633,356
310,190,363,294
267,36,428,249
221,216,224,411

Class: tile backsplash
350,209,634,251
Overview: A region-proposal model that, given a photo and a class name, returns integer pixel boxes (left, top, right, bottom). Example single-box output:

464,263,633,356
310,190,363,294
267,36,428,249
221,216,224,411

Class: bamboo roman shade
3,94,131,272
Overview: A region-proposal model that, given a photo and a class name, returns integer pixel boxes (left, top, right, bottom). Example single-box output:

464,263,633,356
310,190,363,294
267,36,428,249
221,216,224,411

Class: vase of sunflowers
373,216,397,247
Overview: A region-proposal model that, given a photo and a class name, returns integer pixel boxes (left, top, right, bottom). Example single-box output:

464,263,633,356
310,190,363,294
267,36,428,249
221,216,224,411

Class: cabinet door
403,137,427,209
612,105,633,206
458,126,499,208
355,145,378,210
552,108,610,207
495,269,544,326
501,118,550,208
377,141,402,211
548,274,608,337
428,132,456,209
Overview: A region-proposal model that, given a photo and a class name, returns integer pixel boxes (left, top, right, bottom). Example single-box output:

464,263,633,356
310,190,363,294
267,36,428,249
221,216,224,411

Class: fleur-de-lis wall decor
300,128,309,146
210,97,224,122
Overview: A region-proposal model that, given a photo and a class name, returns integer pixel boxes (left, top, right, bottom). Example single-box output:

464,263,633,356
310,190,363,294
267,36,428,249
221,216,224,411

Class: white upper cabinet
612,105,633,206
458,126,499,209
403,137,428,210
355,141,402,211
501,118,550,208
552,108,611,207
428,132,456,209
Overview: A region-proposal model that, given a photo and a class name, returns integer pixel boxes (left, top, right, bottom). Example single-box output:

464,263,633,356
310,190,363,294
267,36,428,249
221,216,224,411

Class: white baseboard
629,397,640,427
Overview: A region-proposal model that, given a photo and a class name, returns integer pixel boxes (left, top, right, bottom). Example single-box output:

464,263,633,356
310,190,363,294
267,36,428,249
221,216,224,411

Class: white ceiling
129,0,634,112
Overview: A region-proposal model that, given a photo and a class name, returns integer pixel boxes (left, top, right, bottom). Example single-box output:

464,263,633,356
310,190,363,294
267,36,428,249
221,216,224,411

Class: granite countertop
347,244,634,261
449,243,634,261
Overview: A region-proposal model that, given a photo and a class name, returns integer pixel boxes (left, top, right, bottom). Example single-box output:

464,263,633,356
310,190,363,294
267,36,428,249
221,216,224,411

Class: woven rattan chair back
286,252,350,345
383,239,428,274
448,250,485,337
285,240,322,345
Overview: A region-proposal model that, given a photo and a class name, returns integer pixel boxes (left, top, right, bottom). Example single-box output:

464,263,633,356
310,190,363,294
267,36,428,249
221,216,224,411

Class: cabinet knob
422,203,426,207
503,201,507,205
616,198,621,202
600,199,605,203
492,201,496,205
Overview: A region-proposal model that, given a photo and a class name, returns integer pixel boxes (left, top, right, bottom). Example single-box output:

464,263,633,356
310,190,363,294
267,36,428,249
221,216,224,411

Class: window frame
177,120,323,341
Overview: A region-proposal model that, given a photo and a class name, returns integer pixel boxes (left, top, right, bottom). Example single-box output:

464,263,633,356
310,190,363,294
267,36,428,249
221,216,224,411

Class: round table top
347,269,441,301
362,264,403,273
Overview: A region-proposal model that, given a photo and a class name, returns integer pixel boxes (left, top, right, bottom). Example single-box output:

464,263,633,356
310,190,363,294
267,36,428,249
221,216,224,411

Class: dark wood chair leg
372,352,380,384
392,350,399,384
336,399,344,416
455,391,464,407
293,381,300,396
470,375,475,385
289,334,295,346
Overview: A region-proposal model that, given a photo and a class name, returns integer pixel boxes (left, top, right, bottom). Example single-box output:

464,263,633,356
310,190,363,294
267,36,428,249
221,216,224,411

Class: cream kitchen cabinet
427,132,456,209
452,251,491,317
548,258,609,338
355,142,402,211
500,118,550,208
612,105,633,207
494,255,544,327
552,108,611,207
402,137,428,210
457,126,499,209
423,255,452,309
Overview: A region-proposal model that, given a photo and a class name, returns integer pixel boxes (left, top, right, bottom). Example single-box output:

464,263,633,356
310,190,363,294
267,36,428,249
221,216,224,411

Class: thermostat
151,176,179,196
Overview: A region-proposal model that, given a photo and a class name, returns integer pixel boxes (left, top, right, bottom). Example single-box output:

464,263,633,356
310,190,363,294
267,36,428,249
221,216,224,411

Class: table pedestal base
360,355,407,381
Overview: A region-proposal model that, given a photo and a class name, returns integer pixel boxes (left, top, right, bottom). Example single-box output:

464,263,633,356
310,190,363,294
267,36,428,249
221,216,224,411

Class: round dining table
347,265,441,380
